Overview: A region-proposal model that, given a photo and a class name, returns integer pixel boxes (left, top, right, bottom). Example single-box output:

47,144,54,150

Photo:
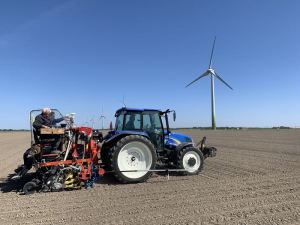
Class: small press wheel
23,181,38,195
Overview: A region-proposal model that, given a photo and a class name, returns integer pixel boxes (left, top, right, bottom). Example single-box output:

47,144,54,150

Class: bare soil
1,130,300,224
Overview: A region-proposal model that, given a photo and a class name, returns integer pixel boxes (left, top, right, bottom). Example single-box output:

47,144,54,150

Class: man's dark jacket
33,114,51,130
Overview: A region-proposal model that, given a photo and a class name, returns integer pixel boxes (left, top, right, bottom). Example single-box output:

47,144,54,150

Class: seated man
11,108,65,180
33,108,62,152
33,108,52,144
125,115,135,130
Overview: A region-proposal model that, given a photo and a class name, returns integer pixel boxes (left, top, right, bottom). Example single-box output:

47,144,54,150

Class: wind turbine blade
104,116,106,119
185,71,209,88
212,71,233,90
209,36,216,69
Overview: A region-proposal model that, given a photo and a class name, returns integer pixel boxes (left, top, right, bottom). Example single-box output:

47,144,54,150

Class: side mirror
173,111,176,121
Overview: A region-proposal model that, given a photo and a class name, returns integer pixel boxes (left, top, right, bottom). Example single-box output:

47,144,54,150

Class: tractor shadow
96,165,182,186
151,165,186,180
0,173,35,194
96,173,122,185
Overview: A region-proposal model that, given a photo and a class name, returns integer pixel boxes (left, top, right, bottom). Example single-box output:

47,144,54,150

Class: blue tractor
101,107,217,183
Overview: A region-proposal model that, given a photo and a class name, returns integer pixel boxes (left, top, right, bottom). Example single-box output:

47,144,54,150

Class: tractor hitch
202,146,217,158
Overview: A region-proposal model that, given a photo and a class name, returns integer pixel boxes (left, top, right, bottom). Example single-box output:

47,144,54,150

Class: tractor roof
116,107,162,114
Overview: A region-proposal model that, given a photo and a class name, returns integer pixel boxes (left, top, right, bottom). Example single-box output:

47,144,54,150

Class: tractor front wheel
109,135,157,183
177,147,204,175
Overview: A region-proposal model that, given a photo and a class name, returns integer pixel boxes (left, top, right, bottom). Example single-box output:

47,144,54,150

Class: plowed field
1,130,300,224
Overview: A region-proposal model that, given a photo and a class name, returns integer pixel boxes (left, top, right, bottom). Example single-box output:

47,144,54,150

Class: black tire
177,147,204,175
31,179,41,185
108,135,157,183
100,144,109,168
23,181,38,195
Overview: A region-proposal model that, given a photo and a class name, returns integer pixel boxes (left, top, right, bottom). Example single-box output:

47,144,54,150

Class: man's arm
52,117,65,124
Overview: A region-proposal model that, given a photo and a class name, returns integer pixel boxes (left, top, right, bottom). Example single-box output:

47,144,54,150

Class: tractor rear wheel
109,135,157,183
177,147,204,175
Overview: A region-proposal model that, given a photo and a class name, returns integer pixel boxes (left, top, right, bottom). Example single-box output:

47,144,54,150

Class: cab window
125,112,141,130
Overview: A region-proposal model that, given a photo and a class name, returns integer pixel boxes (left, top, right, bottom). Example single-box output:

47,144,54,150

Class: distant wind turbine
84,117,89,127
99,108,106,130
186,36,233,130
90,115,95,128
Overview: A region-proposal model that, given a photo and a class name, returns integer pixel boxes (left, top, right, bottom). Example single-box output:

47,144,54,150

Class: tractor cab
113,108,176,152
100,107,216,183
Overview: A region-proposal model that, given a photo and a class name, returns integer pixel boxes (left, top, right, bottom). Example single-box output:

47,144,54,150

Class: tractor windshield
115,111,124,131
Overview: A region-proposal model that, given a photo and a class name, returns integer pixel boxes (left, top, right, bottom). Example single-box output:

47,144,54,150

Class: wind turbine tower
186,36,233,130
99,108,106,130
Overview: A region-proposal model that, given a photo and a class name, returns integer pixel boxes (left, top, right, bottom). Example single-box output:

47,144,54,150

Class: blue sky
1,0,299,129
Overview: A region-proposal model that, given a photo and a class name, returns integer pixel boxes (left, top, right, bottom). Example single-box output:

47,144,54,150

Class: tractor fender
172,142,194,165
105,132,152,146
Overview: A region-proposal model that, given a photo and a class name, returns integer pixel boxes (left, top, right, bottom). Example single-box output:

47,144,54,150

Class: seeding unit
23,110,104,194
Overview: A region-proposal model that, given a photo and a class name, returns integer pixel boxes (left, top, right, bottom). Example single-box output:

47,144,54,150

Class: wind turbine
90,115,95,128
99,108,106,130
186,36,233,130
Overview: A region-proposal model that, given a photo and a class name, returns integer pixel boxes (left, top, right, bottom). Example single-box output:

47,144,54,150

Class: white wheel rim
182,151,201,171
118,141,152,179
